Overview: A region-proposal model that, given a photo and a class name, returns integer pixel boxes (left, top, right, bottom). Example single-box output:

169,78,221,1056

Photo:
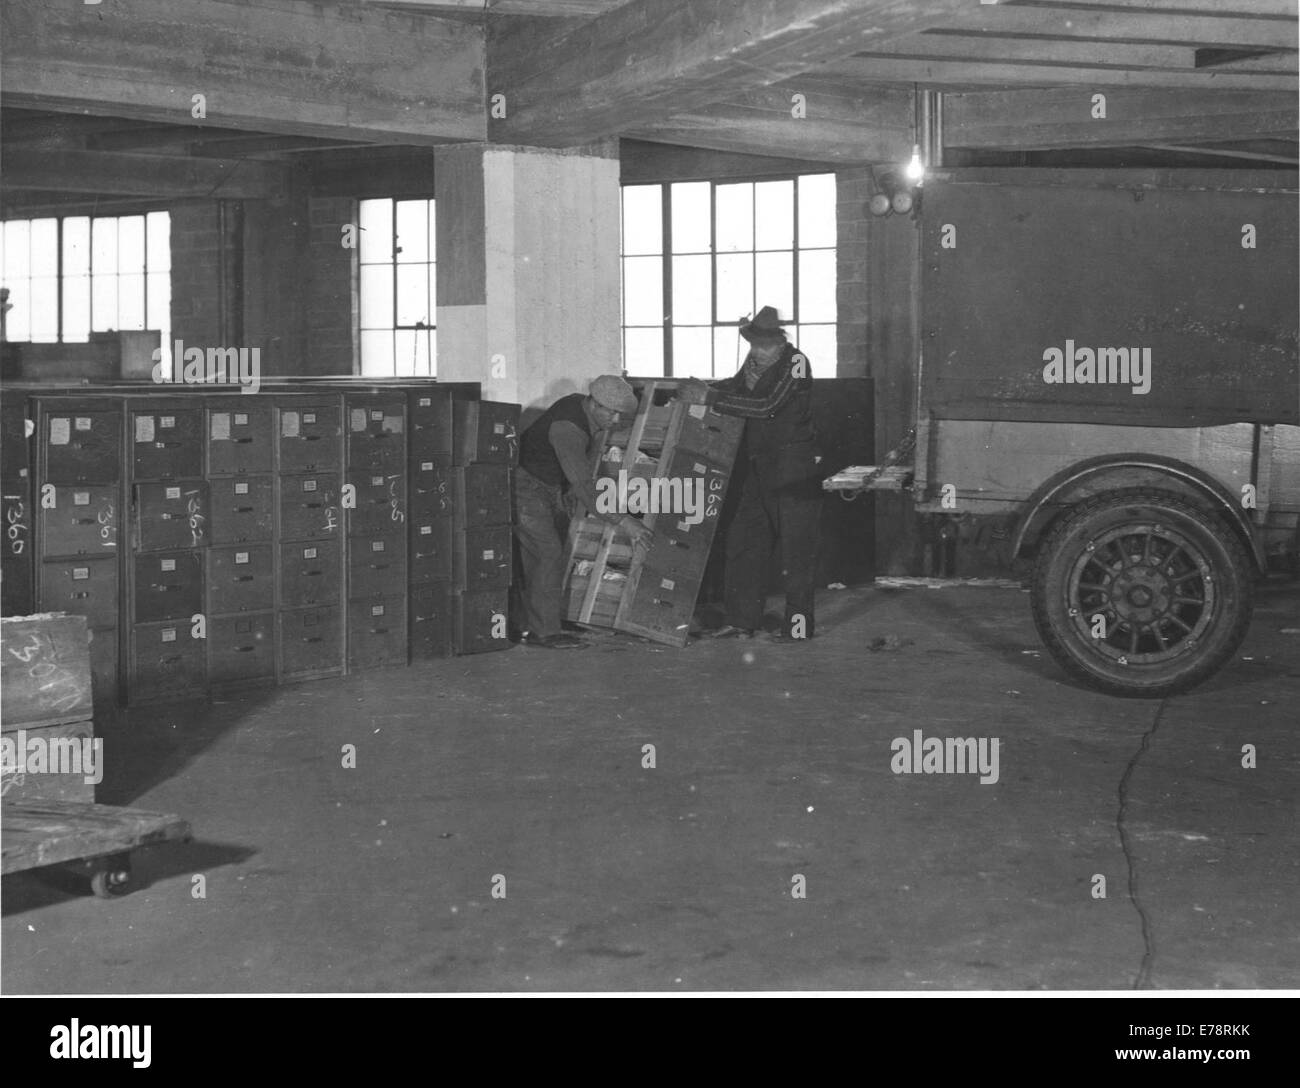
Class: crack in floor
1117,700,1168,990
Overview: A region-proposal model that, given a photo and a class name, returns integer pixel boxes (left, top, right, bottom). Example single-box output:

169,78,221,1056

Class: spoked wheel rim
1065,519,1218,668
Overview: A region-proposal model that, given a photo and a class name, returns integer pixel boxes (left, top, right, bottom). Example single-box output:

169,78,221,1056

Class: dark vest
518,393,592,486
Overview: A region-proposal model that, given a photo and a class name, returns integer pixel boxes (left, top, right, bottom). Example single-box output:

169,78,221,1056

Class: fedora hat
739,305,788,343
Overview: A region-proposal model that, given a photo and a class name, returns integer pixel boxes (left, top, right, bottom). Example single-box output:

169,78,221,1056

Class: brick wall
835,166,872,380
169,201,233,354
305,195,356,375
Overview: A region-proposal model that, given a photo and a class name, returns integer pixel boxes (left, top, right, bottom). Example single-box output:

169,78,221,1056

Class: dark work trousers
513,466,569,639
722,460,823,637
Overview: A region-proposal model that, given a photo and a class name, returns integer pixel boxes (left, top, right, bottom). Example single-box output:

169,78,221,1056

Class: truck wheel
1031,488,1253,698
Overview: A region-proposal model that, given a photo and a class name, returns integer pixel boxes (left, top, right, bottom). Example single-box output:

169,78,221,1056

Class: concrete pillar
434,142,622,415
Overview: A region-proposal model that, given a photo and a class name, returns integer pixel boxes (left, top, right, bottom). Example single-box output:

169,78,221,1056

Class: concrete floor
4,580,1298,993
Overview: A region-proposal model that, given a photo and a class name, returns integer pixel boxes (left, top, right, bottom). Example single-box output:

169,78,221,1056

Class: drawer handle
234,505,254,513
303,570,322,577
71,591,92,599
234,645,256,653
233,437,253,445
73,516,97,525
303,435,322,442
154,585,182,593
304,502,324,509
303,636,323,644
235,575,254,583
368,563,391,571
160,654,184,665
370,627,390,635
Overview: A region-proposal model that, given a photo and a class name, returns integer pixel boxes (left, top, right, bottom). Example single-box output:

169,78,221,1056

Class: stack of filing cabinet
451,398,519,653
11,381,521,707
1,394,35,620
37,397,122,708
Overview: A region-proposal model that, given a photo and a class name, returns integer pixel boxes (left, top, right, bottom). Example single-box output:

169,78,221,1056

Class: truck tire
1031,488,1253,698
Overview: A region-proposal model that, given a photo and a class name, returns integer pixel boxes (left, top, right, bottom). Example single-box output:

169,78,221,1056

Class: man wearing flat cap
513,374,652,649
677,306,824,643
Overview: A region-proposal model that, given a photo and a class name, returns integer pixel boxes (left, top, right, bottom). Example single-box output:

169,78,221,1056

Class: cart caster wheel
91,859,132,899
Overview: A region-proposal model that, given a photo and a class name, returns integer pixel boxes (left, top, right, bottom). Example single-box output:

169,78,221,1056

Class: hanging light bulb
905,143,925,183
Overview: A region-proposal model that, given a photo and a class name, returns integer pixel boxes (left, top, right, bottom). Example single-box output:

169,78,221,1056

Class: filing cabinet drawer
207,403,274,475
410,580,454,660
133,549,203,623
410,456,454,520
279,539,341,607
208,611,275,686
347,595,407,671
454,588,510,655
278,605,343,680
1,395,31,480
129,620,207,704
208,475,274,544
346,400,405,472
345,470,406,535
206,543,274,614
2,553,35,617
453,464,512,528
42,409,121,483
409,515,454,584
39,559,120,628
88,624,119,708
408,390,456,457
131,408,203,480
277,403,342,473
674,405,745,464
133,481,210,551
454,526,512,589
278,473,341,541
39,484,119,557
347,533,407,598
453,399,519,465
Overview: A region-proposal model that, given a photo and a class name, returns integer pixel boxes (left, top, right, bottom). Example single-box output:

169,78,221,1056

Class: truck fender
1011,454,1267,573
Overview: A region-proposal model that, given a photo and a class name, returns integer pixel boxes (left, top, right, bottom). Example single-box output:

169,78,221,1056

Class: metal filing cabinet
454,587,510,655
346,470,406,535
208,611,275,687
278,604,344,682
409,456,454,520
277,401,342,473
130,406,204,480
345,396,405,473
39,484,119,557
347,595,407,670
410,579,454,660
41,407,122,483
408,389,458,458
206,401,274,476
206,544,275,615
409,515,454,584
279,539,341,608
129,619,206,704
453,464,512,529
133,481,210,551
454,526,513,589
132,549,203,623
1,394,34,616
452,399,520,465
347,532,407,599
38,559,120,628
208,475,275,544
278,473,341,541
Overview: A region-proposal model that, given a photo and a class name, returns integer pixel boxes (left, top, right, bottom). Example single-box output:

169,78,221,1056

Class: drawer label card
73,567,89,580
661,578,675,590
166,486,181,500
494,422,506,434
162,628,177,642
160,416,175,429
235,552,249,564
303,547,317,559
49,418,71,445
303,479,317,492
234,482,249,495
371,604,385,616
351,409,367,432
371,476,383,486
420,461,434,471
281,411,300,438
303,412,317,425
688,404,707,419
75,417,92,431
370,410,385,422
482,550,495,560
135,416,155,443
235,412,249,426
211,412,231,441
73,491,90,505
161,558,176,572
371,541,385,552
420,525,432,536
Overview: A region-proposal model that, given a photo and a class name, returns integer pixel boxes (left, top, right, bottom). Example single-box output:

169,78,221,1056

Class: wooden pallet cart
563,381,743,647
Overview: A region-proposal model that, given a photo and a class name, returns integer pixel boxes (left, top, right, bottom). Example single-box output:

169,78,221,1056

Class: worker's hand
675,378,710,406
621,515,653,556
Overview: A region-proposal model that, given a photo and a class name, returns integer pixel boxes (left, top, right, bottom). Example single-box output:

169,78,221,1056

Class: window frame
356,194,437,378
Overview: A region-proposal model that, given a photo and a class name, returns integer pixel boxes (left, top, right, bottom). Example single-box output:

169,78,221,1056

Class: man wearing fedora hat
513,374,652,649
677,306,824,643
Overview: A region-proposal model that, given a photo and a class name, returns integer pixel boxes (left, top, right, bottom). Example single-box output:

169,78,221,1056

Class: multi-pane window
0,212,171,366
620,175,836,379
358,197,436,377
